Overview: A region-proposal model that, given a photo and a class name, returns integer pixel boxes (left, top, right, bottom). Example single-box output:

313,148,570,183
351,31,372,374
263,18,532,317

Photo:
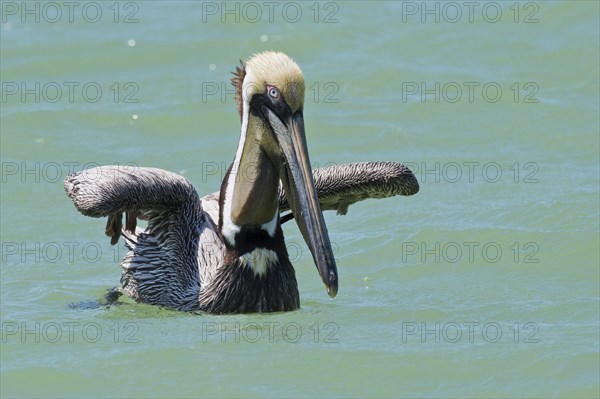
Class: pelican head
221,51,338,298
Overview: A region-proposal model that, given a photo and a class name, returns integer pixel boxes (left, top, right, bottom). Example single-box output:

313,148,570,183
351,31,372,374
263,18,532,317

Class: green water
1,1,598,397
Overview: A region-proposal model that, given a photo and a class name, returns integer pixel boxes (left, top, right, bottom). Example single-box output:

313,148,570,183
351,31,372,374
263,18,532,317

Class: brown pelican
64,52,419,314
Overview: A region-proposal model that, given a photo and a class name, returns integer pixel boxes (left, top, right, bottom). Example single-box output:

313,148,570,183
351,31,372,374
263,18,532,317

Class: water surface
1,1,599,397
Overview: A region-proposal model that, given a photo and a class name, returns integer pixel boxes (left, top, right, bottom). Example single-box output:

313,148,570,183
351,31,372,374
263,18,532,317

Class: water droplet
128,39,136,47
260,34,269,42
209,64,216,71
132,114,138,120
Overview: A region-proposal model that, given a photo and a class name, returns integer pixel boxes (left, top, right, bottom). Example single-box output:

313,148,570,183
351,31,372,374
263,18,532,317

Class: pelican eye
267,86,280,100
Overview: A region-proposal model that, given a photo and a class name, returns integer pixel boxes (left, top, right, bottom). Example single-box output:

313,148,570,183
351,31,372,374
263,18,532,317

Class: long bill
266,109,338,297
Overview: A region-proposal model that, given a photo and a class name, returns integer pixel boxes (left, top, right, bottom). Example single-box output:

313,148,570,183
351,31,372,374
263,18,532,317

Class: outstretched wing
65,166,199,241
201,161,419,225
278,162,419,223
65,165,204,309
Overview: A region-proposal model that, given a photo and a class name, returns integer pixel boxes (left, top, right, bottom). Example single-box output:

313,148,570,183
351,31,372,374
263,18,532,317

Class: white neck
220,66,278,246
